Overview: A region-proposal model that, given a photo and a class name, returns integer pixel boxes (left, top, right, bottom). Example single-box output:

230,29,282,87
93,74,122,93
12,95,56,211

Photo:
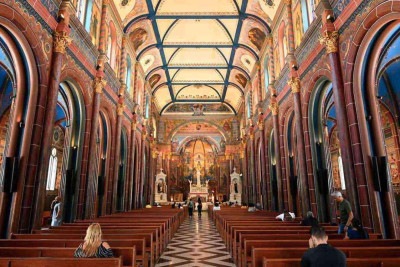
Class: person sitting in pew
300,211,319,227
74,223,113,258
344,218,369,240
275,210,295,221
213,203,221,211
301,226,346,267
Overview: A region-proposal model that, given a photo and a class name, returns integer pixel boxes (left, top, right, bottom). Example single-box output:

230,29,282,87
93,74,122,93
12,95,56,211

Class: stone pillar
319,30,359,217
149,148,158,204
288,77,311,216
257,116,268,209
249,129,257,204
128,119,137,210
30,1,72,229
140,129,147,207
83,75,106,219
112,101,125,213
269,99,284,211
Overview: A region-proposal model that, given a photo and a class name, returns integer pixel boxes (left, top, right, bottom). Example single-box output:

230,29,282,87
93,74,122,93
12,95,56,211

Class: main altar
188,168,209,201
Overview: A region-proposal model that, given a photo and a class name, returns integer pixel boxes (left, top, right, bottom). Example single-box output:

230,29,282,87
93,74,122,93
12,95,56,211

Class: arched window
246,93,252,118
126,55,132,94
264,58,269,94
278,22,286,68
77,0,93,32
84,0,93,32
145,94,150,119
300,0,316,32
46,148,58,190
108,22,117,69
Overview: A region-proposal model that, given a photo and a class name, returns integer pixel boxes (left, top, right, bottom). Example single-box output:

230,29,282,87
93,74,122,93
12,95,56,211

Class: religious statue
234,181,238,193
192,104,205,116
157,180,166,193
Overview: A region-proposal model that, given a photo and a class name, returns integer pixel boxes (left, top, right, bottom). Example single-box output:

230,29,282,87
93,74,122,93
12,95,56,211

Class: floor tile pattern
156,213,236,267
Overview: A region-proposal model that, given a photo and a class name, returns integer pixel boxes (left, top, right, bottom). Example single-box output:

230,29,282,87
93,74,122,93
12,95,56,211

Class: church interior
1,0,400,266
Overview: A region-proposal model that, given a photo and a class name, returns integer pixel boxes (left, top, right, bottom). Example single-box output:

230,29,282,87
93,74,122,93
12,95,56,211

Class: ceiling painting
118,0,272,115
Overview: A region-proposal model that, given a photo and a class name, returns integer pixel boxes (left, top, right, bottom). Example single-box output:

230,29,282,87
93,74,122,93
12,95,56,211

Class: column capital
117,103,125,116
152,150,159,159
131,121,137,130
319,30,339,54
288,77,301,94
53,31,71,54
93,77,106,94
283,0,292,5
269,101,279,115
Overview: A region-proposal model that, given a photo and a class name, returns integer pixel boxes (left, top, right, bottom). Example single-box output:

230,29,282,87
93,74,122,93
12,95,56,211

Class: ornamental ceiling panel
154,85,172,111
225,85,243,111
172,69,224,83
163,20,232,45
156,0,238,15
122,0,272,116
169,48,227,67
176,85,221,100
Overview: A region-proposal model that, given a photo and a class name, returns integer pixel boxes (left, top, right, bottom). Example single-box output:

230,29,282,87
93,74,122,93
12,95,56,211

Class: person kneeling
301,226,346,267
74,223,113,258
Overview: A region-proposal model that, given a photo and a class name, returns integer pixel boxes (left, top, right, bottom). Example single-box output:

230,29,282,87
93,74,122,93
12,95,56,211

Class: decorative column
319,30,359,217
128,117,137,210
257,114,268,209
288,77,311,216
112,101,125,213
30,1,72,229
269,99,284,211
140,127,147,207
83,75,106,219
249,126,257,204
284,0,296,56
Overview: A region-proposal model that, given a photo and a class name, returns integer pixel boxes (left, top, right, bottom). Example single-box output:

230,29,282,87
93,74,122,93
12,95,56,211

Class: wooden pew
0,257,122,267
262,257,400,267
11,232,155,265
0,247,135,267
250,240,400,267
0,239,145,267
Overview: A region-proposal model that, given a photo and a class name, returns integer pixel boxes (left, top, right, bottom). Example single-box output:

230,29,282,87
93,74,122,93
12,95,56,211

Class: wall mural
293,3,304,48
248,28,266,51
164,103,232,114
130,28,148,51
149,74,161,88
235,73,248,88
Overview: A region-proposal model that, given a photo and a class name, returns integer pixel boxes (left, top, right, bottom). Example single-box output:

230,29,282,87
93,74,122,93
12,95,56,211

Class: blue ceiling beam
222,0,248,100
145,0,175,101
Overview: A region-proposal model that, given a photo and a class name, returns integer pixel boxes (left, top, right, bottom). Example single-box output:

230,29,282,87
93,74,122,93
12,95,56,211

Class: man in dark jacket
301,226,346,267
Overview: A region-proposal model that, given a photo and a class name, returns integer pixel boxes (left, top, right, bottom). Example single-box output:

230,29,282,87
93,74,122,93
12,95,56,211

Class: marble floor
156,212,236,267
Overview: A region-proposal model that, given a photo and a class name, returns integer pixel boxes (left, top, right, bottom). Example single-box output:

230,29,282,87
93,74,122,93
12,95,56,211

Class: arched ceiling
117,0,277,115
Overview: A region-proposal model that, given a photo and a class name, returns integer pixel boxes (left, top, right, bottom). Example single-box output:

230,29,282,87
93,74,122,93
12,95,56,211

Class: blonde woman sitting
74,223,113,258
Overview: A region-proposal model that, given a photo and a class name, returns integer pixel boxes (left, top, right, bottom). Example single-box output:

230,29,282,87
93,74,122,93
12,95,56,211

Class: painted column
128,119,137,210
320,30,359,217
30,1,72,229
82,75,106,219
112,101,125,213
257,116,268,209
270,99,284,211
249,128,257,204
288,77,311,216
284,0,296,56
140,128,147,207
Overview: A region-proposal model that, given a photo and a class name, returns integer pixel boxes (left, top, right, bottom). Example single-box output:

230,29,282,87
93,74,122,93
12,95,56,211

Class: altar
188,168,209,201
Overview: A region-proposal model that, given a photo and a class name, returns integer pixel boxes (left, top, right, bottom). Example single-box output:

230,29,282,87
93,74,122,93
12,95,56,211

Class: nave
156,212,235,267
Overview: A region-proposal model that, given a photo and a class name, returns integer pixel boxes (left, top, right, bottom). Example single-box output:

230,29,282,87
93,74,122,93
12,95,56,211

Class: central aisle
156,212,236,267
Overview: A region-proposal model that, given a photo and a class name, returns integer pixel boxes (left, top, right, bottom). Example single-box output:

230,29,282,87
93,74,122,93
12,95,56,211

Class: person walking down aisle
188,198,194,218
51,197,62,227
331,191,354,234
197,198,202,217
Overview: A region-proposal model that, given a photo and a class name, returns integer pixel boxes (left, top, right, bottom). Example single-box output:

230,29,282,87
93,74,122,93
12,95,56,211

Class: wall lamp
326,14,335,22
376,95,383,100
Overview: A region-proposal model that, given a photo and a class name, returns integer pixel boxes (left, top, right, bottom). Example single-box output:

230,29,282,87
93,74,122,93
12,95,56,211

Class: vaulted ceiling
117,0,279,116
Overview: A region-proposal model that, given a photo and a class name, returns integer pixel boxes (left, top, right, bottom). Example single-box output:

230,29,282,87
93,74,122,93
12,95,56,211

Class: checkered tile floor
156,212,236,267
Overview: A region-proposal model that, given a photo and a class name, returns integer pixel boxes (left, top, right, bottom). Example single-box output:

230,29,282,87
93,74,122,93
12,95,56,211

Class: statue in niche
157,179,166,193
248,28,266,51
234,181,238,193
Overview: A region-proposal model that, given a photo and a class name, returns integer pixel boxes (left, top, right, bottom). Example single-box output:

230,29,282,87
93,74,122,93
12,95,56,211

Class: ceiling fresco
117,0,278,115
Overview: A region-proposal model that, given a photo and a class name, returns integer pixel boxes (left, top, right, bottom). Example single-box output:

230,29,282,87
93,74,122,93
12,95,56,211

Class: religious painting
248,28,266,51
164,103,231,114
293,3,304,48
329,129,344,190
130,28,148,51
235,73,248,88
90,3,101,46
149,74,161,88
